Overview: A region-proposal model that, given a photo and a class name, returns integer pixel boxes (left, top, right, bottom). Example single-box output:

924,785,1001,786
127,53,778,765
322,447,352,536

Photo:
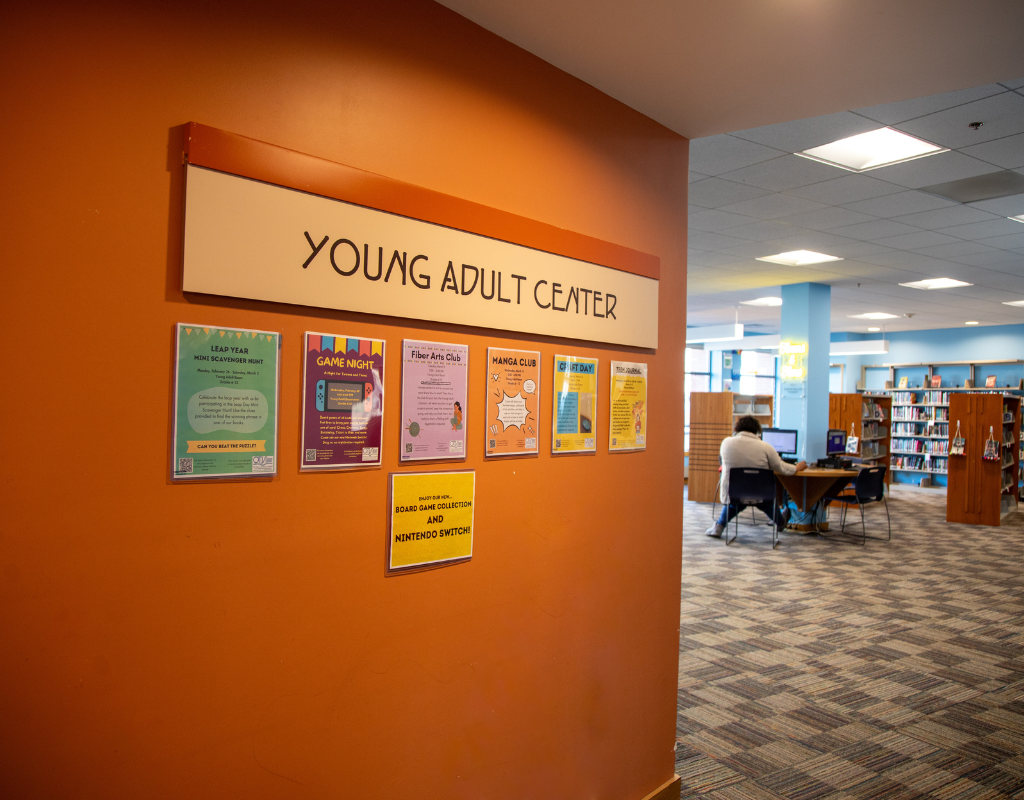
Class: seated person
706,415,807,537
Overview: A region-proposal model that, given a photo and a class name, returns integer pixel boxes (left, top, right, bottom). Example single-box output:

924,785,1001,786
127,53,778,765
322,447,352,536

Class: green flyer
172,323,281,479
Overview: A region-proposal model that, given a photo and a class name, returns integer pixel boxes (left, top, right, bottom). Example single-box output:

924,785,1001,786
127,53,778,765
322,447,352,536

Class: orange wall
0,1,688,797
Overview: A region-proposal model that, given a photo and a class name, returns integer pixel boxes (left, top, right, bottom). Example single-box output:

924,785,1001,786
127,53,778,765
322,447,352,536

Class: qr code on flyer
177,458,193,474
305,448,317,462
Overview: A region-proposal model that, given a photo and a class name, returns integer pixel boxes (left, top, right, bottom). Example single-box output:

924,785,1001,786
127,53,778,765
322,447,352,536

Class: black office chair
712,468,767,528
726,467,781,549
824,466,890,545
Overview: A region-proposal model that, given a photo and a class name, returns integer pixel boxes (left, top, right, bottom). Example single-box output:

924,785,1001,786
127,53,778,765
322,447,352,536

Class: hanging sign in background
172,323,280,479
389,471,475,570
182,165,659,348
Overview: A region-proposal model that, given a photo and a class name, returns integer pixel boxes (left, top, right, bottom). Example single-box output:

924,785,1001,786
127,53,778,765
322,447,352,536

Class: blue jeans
717,501,788,530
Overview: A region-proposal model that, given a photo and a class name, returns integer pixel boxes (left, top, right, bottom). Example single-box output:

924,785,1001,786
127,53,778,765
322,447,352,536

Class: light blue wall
831,324,1024,392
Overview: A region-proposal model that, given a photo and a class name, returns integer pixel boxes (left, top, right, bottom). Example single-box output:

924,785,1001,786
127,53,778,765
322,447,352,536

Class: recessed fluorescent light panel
797,127,948,172
849,312,899,320
739,297,783,306
899,278,973,290
756,250,842,266
1004,300,1024,308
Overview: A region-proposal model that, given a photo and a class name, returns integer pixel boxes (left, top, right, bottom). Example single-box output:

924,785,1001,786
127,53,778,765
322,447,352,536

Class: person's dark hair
734,415,762,436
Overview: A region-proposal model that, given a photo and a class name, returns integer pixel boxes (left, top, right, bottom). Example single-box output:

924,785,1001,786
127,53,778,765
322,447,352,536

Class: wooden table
776,468,857,512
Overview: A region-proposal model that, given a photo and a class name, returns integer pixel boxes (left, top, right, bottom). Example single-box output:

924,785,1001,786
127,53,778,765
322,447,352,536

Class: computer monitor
826,429,847,455
762,427,798,457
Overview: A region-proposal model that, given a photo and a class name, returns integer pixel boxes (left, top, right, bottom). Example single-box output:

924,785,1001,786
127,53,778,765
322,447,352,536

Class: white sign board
183,166,658,348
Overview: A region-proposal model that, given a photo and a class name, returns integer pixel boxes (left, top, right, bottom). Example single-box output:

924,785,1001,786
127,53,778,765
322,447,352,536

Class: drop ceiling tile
729,111,880,153
976,231,1024,250
688,135,787,176
830,219,922,241
687,251,749,268
786,174,904,205
967,192,1024,216
868,151,1000,189
895,91,1024,149
1002,78,1024,90
688,208,758,232
724,220,797,242
960,132,1024,170
721,241,784,259
766,231,855,251
717,154,842,192
890,205,999,230
875,231,961,250
856,249,940,268
853,84,1006,125
775,206,877,231
688,230,752,251
717,193,827,220
843,190,956,217
912,241,1000,260
688,177,772,208
822,241,892,258
942,218,1024,240
952,250,1024,267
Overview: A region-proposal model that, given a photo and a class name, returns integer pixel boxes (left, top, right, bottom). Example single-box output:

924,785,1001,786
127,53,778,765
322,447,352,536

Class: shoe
705,524,725,538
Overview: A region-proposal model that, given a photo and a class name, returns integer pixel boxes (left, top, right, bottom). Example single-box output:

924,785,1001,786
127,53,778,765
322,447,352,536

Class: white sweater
719,431,797,503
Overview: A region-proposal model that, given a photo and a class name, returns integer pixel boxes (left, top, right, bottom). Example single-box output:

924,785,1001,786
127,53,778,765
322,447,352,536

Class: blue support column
779,283,831,463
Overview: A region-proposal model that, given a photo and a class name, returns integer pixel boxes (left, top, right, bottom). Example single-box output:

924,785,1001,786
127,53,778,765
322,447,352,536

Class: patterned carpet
678,486,1024,800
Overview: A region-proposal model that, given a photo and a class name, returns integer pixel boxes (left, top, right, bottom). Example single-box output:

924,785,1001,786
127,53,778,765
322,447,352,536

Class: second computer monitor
826,429,848,455
762,427,798,457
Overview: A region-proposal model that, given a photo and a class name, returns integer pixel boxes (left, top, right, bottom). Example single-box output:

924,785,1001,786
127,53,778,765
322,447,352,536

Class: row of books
892,406,950,421
861,442,886,459
861,401,888,421
892,439,949,455
892,422,949,437
922,391,951,405
861,422,886,439
891,454,948,473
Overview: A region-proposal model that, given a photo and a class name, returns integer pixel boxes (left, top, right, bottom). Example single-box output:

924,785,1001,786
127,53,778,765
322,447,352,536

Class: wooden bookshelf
947,393,1021,526
687,392,774,503
829,393,892,482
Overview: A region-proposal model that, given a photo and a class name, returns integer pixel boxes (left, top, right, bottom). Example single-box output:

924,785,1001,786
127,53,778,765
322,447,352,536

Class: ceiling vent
919,170,1024,204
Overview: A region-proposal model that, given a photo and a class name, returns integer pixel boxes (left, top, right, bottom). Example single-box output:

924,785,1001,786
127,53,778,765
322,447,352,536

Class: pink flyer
400,339,469,461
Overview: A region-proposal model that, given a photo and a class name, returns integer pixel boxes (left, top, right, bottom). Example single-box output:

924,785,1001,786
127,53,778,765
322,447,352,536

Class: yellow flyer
389,471,475,570
609,361,648,452
552,355,598,454
485,347,541,457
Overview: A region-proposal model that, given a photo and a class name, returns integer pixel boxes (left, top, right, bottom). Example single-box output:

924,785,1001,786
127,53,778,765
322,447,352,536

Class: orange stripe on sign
183,122,659,281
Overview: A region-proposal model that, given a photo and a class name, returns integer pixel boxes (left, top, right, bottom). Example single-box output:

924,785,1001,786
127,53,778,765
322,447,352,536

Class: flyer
609,361,648,452
301,333,385,470
172,323,280,479
388,470,475,570
485,347,541,457
401,339,469,461
552,354,598,454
